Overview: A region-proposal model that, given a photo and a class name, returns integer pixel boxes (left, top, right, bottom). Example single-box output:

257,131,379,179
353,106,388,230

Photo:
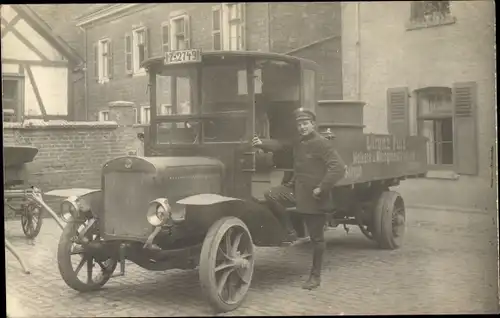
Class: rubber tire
373,191,406,250
199,216,254,313
57,218,117,292
21,204,43,239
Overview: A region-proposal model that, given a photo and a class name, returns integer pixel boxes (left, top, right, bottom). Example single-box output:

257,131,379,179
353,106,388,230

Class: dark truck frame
49,49,428,313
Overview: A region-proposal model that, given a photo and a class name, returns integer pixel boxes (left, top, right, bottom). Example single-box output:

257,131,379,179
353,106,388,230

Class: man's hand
252,136,263,147
313,187,322,199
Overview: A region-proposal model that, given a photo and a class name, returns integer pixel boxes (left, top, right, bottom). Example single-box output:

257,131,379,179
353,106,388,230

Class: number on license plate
166,49,201,64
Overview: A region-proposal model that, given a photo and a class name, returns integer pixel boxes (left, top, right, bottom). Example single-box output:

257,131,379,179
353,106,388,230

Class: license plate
164,49,202,65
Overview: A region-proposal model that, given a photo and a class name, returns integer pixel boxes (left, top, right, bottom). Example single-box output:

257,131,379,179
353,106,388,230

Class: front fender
178,194,285,246
45,188,102,218
177,193,243,206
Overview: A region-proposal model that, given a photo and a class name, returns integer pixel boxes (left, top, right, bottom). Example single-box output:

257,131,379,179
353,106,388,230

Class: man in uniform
252,108,346,290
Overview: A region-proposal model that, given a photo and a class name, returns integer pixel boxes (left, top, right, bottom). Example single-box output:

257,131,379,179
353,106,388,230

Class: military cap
293,108,316,122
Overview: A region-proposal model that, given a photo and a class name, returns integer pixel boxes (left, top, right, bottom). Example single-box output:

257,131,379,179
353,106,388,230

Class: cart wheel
373,191,406,249
199,216,255,313
21,202,43,239
57,218,117,292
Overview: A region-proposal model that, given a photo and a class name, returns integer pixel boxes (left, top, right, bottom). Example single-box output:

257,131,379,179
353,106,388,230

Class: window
212,6,222,50
141,106,150,124
417,87,454,167
94,39,112,83
161,23,169,54
156,68,194,116
125,34,133,74
170,15,190,50
132,28,148,74
223,4,245,51
408,1,455,29
98,110,110,121
2,77,23,122
388,83,478,175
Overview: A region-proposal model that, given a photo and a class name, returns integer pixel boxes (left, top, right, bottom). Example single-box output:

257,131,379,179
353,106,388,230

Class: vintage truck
47,49,428,313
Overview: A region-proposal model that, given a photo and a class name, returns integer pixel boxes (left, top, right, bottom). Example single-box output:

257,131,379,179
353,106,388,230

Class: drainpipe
79,25,88,121
267,3,272,52
355,2,361,100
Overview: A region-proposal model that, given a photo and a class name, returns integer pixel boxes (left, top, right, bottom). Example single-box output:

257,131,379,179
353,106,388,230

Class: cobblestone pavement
5,207,499,317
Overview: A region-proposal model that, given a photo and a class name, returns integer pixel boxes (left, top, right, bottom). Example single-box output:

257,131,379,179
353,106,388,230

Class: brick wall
82,3,343,119
270,2,341,53
288,36,343,100
3,105,145,218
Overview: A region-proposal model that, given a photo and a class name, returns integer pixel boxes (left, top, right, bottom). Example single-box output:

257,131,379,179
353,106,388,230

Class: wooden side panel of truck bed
335,134,428,186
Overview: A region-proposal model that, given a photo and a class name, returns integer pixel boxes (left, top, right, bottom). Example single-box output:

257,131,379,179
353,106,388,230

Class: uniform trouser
302,213,326,277
265,185,326,277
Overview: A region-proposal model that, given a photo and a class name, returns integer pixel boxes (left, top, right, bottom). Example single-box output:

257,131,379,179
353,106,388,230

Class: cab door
234,58,258,200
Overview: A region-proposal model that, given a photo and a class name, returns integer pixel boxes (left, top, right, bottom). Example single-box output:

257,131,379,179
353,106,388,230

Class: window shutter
239,3,246,50
125,33,133,75
107,40,113,79
387,87,410,136
184,15,191,49
144,28,150,59
452,82,478,175
92,43,98,81
212,7,221,50
162,24,169,54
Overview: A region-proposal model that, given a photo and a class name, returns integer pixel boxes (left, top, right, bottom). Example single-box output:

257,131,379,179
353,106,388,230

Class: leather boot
302,242,325,290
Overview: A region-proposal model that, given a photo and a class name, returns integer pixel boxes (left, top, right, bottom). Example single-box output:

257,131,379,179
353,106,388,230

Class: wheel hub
232,252,249,269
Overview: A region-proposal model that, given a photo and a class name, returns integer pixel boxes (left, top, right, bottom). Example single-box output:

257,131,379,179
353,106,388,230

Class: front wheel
57,218,117,292
199,216,255,313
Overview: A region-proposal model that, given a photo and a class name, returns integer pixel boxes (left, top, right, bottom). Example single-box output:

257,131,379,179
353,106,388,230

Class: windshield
153,58,300,145
156,67,195,116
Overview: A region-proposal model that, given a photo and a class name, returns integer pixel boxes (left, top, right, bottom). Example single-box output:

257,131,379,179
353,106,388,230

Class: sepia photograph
2,1,498,316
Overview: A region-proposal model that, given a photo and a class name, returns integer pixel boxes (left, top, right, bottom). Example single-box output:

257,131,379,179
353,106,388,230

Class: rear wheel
373,191,406,249
199,217,255,313
57,218,117,292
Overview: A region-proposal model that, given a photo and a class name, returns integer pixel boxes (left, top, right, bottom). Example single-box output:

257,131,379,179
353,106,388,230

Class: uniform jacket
260,131,346,214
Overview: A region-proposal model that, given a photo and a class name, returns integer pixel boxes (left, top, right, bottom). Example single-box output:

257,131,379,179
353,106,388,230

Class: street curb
407,204,491,214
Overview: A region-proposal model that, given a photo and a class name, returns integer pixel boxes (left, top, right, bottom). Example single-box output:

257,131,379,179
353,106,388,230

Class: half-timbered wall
1,5,71,120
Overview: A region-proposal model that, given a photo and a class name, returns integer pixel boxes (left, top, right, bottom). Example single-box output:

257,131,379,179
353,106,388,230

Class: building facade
1,4,84,122
75,3,342,123
341,1,497,211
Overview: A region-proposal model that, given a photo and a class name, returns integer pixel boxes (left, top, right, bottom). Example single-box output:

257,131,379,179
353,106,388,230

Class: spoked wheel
355,207,375,241
373,191,406,250
57,218,117,292
21,202,43,239
199,217,255,313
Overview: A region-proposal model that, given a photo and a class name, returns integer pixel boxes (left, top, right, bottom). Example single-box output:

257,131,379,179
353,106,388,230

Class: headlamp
146,198,171,227
60,196,80,222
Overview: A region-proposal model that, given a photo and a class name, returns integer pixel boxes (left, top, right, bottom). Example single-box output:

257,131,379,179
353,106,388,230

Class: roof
76,4,143,27
12,5,83,66
142,50,319,70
